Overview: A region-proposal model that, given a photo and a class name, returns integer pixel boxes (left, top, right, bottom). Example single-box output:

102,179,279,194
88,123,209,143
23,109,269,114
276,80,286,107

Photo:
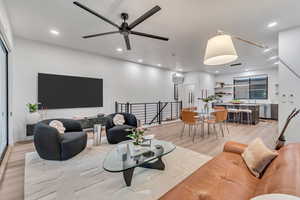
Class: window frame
0,36,9,164
233,75,268,100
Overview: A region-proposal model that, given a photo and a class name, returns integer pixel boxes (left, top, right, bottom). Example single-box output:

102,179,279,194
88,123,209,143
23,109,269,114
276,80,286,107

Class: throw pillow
242,138,278,178
49,120,66,135
113,114,125,125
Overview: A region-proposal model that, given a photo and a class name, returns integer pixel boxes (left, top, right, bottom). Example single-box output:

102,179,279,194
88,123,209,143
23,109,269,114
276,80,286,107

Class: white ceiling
4,0,300,73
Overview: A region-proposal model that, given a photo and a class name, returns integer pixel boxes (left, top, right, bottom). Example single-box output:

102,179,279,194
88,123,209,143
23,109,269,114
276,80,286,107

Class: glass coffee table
103,139,176,186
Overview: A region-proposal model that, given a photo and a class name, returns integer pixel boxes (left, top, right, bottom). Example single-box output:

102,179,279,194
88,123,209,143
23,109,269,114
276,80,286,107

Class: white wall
12,38,175,141
279,27,300,143
215,68,279,103
179,72,215,110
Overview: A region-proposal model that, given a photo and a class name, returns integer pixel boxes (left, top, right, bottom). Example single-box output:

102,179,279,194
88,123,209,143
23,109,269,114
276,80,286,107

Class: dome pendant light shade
204,34,238,65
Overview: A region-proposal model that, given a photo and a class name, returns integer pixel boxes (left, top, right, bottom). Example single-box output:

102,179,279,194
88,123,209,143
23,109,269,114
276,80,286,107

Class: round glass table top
103,139,176,172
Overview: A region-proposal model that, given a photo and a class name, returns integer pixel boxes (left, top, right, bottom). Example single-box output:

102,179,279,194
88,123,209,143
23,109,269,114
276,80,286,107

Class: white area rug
24,143,212,200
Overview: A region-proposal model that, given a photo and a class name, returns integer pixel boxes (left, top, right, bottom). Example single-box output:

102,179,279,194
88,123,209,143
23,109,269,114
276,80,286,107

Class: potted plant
26,103,41,124
202,95,216,113
127,127,146,146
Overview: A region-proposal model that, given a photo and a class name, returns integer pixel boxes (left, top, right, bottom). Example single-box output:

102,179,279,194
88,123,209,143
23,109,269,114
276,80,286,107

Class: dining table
192,109,224,137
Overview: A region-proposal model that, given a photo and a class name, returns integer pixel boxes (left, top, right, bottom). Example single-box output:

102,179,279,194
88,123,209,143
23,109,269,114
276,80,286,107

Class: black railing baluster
157,102,159,123
171,102,173,120
115,101,181,125
144,104,147,124
158,101,161,124
115,101,118,113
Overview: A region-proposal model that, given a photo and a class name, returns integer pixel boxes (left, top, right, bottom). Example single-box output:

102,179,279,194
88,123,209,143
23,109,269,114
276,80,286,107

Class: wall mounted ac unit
172,73,184,84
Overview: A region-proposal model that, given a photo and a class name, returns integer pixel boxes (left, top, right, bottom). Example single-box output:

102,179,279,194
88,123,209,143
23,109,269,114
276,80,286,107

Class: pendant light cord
278,57,300,80
217,30,300,80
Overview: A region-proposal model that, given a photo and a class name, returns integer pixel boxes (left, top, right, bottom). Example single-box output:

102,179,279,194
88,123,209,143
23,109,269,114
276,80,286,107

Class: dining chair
213,106,226,110
204,109,229,138
180,110,202,142
182,106,197,111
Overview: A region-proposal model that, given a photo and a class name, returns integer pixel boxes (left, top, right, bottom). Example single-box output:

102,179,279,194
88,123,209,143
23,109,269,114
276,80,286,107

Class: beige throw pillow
242,138,278,178
113,114,125,125
49,120,66,135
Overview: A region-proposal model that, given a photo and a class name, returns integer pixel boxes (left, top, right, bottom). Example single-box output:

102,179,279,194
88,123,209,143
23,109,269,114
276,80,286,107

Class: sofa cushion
242,138,278,178
159,152,258,200
254,143,300,197
49,120,66,135
113,114,125,125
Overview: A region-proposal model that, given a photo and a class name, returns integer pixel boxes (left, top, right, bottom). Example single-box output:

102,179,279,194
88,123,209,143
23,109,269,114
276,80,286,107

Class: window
0,37,8,163
234,75,268,100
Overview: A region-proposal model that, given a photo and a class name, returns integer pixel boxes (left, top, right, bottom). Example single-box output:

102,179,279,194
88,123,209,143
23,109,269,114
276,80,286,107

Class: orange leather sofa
159,141,300,200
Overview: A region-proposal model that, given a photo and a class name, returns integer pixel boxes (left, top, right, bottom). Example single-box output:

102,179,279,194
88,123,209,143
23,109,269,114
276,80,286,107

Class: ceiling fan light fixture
204,34,238,65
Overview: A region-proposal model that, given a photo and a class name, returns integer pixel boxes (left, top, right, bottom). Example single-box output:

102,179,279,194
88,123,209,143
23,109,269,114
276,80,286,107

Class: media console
26,114,106,136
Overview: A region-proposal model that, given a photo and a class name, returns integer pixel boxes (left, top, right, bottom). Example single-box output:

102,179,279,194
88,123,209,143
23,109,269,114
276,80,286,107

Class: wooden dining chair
182,106,197,111
213,106,226,110
180,110,201,142
205,109,229,138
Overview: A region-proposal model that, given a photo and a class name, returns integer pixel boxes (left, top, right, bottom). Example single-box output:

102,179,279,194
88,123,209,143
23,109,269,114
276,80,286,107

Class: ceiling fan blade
131,31,169,41
73,1,120,29
83,31,120,39
128,5,161,30
124,35,131,50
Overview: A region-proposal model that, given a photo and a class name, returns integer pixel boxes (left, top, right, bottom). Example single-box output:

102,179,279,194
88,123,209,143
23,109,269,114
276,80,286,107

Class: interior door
0,38,8,162
182,84,196,108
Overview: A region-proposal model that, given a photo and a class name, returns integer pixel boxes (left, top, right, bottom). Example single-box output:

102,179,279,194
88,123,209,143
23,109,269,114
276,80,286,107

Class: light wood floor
0,120,278,200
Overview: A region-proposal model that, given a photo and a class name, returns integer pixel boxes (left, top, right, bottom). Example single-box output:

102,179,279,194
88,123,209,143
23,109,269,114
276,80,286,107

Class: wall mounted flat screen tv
38,73,103,109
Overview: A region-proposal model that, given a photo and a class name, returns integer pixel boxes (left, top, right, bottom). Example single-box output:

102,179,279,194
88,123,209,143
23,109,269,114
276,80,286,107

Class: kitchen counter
212,103,260,125
213,103,260,107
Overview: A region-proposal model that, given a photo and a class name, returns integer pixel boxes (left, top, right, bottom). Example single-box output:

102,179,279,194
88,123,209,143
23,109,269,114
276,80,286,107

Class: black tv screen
38,73,103,109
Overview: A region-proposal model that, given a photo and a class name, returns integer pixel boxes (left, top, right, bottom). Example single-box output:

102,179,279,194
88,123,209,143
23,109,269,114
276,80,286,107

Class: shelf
215,87,233,90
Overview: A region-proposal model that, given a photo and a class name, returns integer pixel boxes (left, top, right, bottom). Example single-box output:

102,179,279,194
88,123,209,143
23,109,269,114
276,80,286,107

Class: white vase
27,112,41,124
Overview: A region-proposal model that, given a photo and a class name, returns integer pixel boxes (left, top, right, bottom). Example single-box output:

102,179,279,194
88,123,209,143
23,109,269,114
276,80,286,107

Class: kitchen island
212,103,260,125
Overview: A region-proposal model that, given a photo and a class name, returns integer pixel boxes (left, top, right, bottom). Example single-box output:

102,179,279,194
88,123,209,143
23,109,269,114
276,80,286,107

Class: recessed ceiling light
157,64,162,67
269,56,278,60
116,48,123,52
263,48,272,53
268,22,278,28
138,59,143,63
178,68,183,72
215,71,219,73
50,29,60,36
245,69,249,71
274,61,280,65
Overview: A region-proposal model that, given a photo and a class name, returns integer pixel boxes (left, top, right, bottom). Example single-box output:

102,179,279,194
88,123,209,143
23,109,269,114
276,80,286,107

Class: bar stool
239,107,252,125
227,105,241,125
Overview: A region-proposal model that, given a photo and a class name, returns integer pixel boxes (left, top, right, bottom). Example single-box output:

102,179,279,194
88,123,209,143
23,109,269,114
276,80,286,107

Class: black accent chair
34,119,87,161
105,113,138,144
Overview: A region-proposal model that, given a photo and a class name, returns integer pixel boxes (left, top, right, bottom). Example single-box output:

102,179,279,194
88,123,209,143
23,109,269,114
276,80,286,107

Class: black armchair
33,119,87,161
105,113,138,144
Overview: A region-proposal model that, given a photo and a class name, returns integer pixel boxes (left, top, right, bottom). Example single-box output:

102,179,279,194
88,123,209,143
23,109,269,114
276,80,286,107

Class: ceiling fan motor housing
121,13,129,21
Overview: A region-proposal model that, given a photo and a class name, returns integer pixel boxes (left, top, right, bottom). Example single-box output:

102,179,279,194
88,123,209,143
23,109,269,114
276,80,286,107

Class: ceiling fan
73,1,169,50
